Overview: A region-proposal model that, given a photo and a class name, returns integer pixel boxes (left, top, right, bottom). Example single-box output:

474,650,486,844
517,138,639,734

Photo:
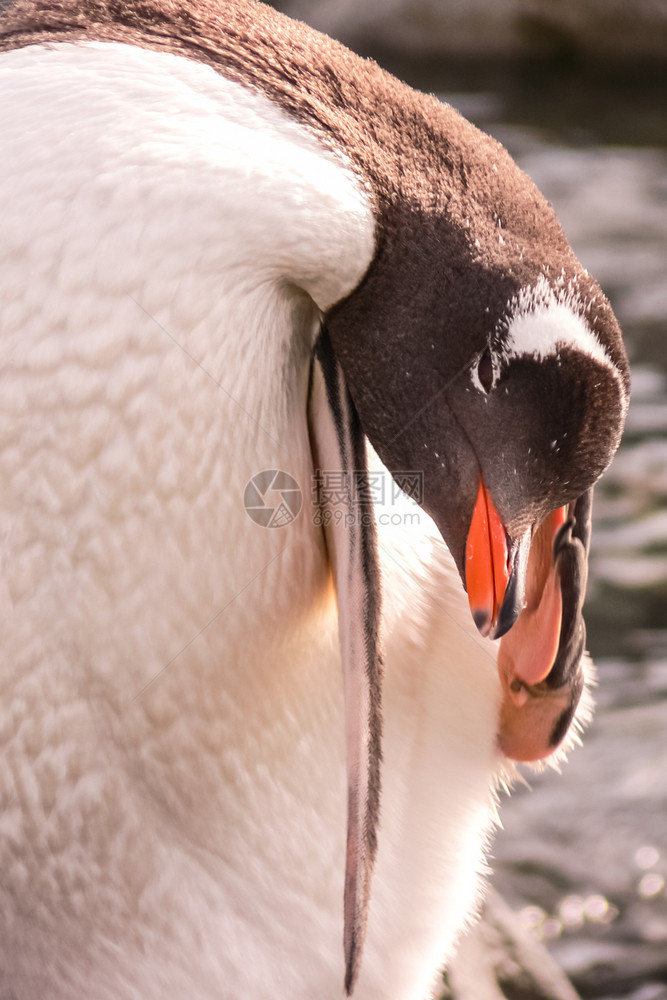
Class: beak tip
470,602,521,641
471,607,492,637
493,600,521,640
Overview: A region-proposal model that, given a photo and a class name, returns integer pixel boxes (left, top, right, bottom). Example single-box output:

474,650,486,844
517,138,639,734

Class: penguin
0,1,629,998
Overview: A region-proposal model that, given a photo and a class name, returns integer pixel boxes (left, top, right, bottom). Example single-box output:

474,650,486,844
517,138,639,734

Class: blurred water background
271,3,667,992
454,75,667,999
386,57,667,1000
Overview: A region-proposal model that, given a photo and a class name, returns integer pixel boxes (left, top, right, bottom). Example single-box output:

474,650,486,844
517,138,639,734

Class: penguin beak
465,481,509,638
496,503,589,762
465,480,537,641
496,505,568,684
466,481,590,763
466,481,567,656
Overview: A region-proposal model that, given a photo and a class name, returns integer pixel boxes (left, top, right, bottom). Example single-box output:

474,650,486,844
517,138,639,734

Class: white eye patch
503,276,611,367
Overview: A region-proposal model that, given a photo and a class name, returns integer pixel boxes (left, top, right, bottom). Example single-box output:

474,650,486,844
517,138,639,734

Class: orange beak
498,504,568,687
496,504,572,761
465,485,583,763
465,480,509,637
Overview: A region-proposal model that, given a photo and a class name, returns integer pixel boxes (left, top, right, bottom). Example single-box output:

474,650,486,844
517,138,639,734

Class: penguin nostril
477,349,494,394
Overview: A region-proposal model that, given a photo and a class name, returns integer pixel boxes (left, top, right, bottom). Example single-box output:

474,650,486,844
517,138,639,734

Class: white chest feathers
0,40,502,1000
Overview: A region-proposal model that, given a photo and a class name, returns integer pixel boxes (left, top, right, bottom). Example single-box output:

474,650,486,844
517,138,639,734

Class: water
424,66,667,999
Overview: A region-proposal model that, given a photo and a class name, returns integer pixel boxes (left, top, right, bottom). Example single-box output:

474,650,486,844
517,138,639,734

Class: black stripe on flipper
309,328,383,996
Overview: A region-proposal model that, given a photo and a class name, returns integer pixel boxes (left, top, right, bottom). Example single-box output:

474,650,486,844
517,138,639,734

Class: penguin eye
477,348,494,394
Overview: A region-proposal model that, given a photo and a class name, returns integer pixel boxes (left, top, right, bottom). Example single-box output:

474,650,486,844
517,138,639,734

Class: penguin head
327,229,628,762
434,271,628,627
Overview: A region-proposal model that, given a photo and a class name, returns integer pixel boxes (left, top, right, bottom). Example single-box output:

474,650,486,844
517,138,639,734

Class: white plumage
1,41,505,999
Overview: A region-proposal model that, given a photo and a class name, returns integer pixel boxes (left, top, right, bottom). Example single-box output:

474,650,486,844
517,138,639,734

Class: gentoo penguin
0,1,628,998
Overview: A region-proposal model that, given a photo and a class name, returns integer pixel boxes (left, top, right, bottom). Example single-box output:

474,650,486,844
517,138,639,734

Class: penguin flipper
308,328,383,996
